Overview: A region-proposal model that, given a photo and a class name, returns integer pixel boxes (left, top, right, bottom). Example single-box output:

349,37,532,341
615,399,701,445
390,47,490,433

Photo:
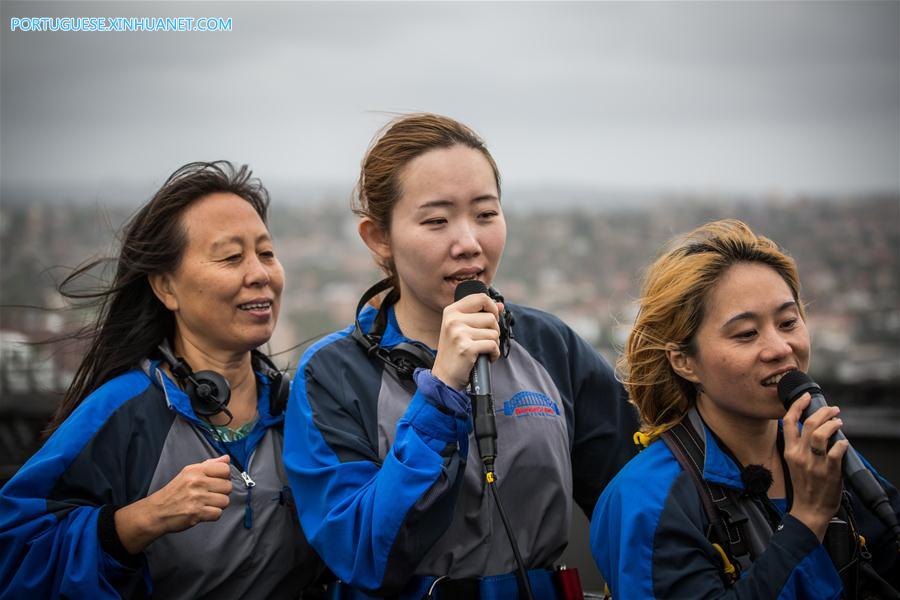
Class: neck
696,397,779,468
392,294,442,349
172,333,257,427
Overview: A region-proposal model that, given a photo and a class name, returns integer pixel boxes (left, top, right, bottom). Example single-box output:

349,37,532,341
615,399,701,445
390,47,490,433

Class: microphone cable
482,457,535,600
455,279,535,599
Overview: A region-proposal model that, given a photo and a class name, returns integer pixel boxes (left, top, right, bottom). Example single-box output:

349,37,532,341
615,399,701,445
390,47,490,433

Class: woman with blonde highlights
590,219,899,599
284,113,637,598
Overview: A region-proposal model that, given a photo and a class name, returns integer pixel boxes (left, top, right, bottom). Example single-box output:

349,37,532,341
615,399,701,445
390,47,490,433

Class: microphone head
454,279,488,302
777,370,822,410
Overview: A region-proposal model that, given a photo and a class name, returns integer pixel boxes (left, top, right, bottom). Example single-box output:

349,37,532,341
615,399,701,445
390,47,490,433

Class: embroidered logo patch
503,391,560,418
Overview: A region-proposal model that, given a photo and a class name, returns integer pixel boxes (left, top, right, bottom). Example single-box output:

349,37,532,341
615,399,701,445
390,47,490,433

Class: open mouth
238,300,273,311
761,371,791,386
445,271,483,284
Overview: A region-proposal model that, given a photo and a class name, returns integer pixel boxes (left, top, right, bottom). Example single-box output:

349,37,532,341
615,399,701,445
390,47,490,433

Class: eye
223,253,242,263
422,217,447,226
780,318,799,330
259,250,276,260
734,329,757,340
478,210,499,220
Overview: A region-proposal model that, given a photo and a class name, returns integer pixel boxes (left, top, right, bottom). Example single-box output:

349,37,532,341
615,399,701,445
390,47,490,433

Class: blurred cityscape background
3,192,898,583
3,189,900,410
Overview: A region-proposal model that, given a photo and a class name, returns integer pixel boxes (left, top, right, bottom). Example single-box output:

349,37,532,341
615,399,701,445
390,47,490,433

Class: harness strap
661,421,753,581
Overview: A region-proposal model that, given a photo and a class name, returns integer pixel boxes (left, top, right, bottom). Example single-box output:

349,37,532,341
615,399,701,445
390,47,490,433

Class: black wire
486,467,535,600
264,332,329,368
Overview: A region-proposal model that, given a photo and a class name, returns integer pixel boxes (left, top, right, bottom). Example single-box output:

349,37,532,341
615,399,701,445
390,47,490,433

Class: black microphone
778,370,900,542
454,279,498,472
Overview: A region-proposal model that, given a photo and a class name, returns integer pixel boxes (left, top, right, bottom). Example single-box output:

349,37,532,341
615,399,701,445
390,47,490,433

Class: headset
350,277,514,381
157,339,290,422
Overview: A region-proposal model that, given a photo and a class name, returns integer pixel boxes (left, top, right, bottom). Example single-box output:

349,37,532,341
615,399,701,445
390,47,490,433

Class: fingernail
836,419,843,425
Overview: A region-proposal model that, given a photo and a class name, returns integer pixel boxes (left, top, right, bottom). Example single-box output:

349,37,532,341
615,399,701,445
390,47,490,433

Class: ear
358,217,392,264
148,273,179,312
666,343,701,384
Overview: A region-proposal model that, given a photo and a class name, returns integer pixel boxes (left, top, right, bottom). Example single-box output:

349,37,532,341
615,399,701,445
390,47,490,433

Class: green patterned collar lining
210,415,258,442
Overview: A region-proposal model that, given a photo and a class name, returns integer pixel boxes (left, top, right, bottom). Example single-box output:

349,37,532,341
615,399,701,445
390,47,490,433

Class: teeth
763,372,787,385
449,274,479,282
239,301,271,310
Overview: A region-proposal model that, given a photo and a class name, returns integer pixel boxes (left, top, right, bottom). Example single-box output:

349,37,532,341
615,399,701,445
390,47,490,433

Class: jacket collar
141,358,281,427
684,408,746,491
359,303,436,353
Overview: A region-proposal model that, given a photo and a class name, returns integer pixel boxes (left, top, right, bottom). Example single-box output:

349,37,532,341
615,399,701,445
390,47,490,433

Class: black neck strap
354,277,396,343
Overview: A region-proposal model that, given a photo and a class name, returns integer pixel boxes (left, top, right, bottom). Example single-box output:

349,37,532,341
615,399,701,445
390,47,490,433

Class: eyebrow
721,300,798,329
416,195,499,211
210,233,271,251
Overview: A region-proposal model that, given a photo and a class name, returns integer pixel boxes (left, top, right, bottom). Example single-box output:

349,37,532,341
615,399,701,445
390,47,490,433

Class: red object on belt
556,566,584,600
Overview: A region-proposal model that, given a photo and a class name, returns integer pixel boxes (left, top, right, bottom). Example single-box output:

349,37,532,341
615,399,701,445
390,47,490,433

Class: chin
240,331,275,352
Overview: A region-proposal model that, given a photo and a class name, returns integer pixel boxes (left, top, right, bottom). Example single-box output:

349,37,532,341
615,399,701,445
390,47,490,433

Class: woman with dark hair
590,219,899,599
0,161,323,598
283,114,637,598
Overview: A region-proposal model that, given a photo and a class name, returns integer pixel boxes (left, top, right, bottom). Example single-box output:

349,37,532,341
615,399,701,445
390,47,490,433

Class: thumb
208,454,230,463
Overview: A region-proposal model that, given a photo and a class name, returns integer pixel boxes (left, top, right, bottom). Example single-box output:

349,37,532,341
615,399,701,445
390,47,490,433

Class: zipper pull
240,471,256,488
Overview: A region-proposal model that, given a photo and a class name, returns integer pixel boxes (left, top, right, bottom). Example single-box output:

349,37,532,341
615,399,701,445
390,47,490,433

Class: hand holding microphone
431,282,502,391
781,392,848,540
779,371,900,544
432,280,502,470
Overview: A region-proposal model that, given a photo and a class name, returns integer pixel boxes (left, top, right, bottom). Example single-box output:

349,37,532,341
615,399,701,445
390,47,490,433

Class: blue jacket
590,412,900,600
284,303,637,597
0,361,321,599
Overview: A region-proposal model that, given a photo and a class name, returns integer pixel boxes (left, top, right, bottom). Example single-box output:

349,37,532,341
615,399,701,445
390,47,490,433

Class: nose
450,222,482,258
759,327,792,363
244,254,271,287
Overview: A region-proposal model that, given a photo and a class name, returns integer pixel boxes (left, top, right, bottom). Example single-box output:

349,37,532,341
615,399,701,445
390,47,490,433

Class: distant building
0,330,69,412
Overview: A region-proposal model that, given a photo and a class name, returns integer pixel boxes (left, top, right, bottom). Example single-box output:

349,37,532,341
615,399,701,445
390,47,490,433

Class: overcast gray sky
1,1,898,201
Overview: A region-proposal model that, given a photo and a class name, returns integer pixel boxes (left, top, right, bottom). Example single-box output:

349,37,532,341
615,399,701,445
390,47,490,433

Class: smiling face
366,144,507,325
672,262,811,423
151,192,285,358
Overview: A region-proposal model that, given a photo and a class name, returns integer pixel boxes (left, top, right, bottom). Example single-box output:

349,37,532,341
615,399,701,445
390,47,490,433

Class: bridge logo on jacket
503,391,560,418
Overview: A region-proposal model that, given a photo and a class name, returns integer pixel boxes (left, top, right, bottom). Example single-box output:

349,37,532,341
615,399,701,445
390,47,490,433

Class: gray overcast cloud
1,1,898,200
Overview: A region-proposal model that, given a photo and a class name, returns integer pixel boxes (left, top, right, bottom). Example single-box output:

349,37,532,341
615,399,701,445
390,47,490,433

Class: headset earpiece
186,370,232,417
269,375,291,416
251,350,290,416
351,279,435,381
387,342,435,378
158,340,231,421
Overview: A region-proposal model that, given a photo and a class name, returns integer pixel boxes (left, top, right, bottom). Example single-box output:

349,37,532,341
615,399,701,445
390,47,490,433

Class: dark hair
352,113,501,283
46,161,270,435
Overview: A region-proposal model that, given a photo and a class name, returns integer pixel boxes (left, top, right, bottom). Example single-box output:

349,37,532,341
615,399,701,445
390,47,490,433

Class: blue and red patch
503,391,559,418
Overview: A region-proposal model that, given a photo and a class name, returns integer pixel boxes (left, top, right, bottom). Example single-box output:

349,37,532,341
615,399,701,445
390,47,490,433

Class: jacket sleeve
283,342,471,596
0,372,154,599
564,325,639,516
591,449,844,600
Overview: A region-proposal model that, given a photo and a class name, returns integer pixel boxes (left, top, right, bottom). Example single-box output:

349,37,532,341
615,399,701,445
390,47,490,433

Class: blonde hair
621,219,806,433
